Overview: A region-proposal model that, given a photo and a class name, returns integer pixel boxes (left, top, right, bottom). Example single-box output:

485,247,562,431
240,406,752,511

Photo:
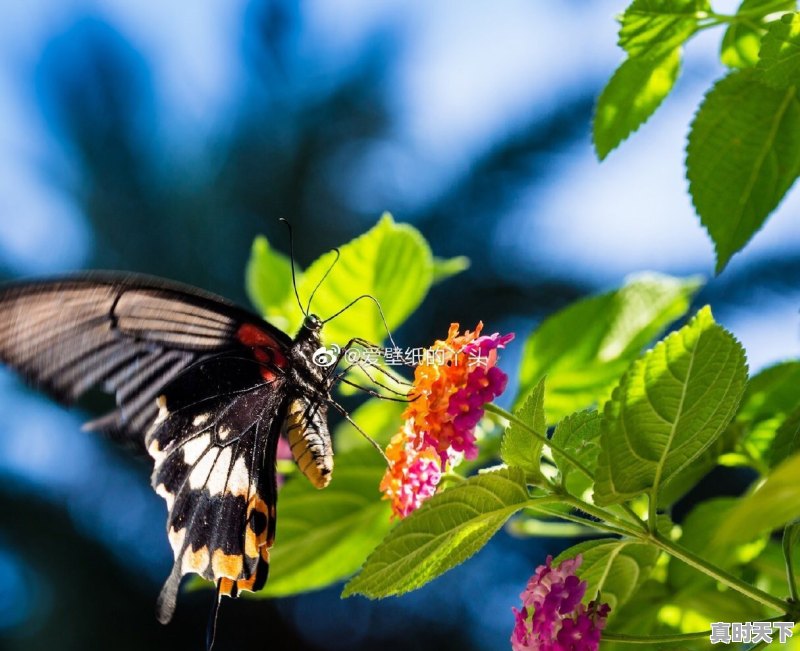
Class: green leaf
255,447,393,597
516,273,702,422
657,421,738,506
334,396,405,453
501,377,546,477
721,0,796,68
783,520,800,600
715,451,800,546
298,213,433,345
668,498,745,589
769,406,800,467
757,11,800,87
618,0,710,59
735,360,800,462
686,68,800,272
245,235,296,332
594,306,748,505
594,49,681,159
554,539,659,614
343,468,529,598
432,255,470,283
550,410,602,497
246,213,440,344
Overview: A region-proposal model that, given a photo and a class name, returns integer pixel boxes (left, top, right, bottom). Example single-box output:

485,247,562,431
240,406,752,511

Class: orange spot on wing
212,549,244,579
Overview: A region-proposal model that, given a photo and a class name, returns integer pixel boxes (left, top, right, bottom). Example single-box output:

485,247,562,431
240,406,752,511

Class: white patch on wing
205,446,233,496
218,426,231,441
147,438,166,463
155,483,174,509
189,448,219,489
168,527,186,559
228,456,250,497
193,413,210,426
182,433,210,465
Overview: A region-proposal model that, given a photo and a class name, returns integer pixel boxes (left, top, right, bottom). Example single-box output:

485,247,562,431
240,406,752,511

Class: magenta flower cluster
511,555,610,651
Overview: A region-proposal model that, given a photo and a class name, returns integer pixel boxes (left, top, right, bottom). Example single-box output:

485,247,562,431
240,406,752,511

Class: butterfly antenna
279,218,308,318
305,247,340,315
206,582,223,651
322,294,399,349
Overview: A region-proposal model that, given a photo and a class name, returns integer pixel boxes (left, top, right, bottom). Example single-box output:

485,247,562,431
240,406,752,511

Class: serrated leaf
657,421,738,505
715,451,800,546
254,447,393,597
758,12,800,87
619,0,710,59
594,49,681,159
550,410,602,497
501,377,546,477
554,539,659,615
516,273,701,422
245,235,295,332
432,255,470,283
343,467,529,598
721,0,795,68
594,307,747,505
687,68,800,272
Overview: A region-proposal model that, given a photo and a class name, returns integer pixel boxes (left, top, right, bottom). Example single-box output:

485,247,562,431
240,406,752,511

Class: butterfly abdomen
284,397,333,489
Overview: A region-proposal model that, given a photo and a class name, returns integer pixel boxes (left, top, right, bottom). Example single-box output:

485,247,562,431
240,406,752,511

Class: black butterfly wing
0,273,296,619
0,272,292,446
148,354,288,623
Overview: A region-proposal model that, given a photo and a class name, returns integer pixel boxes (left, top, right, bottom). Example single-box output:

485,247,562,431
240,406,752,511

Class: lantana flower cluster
380,322,513,518
511,555,610,651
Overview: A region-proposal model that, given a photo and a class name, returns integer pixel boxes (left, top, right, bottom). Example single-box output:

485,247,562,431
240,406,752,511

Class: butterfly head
302,314,323,332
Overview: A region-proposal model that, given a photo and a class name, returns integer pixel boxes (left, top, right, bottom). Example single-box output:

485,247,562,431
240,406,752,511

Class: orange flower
380,323,513,518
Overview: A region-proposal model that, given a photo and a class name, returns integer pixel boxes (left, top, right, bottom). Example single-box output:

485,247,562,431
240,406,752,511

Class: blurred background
1,1,799,649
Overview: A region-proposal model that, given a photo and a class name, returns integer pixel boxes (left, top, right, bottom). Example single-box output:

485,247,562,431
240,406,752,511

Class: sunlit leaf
501,377,546,478
516,273,701,422
245,235,295,332
686,68,800,271
715,452,800,546
255,447,392,597
550,410,602,497
594,49,681,159
343,468,529,598
721,0,795,68
757,11,800,87
737,360,800,462
618,0,710,59
594,307,747,505
554,539,659,614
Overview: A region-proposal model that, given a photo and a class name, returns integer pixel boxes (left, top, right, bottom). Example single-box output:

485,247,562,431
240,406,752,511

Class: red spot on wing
237,323,288,378
237,323,280,348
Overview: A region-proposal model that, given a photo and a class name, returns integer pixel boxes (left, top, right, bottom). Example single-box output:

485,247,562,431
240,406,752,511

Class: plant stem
486,403,648,530
783,523,800,603
525,504,634,538
649,531,789,613
558,495,644,537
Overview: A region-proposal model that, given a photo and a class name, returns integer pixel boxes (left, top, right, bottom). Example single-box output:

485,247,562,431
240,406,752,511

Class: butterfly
0,269,382,636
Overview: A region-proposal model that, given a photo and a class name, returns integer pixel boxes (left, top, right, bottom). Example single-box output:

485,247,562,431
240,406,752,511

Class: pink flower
380,323,514,518
511,555,610,651
380,421,443,519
